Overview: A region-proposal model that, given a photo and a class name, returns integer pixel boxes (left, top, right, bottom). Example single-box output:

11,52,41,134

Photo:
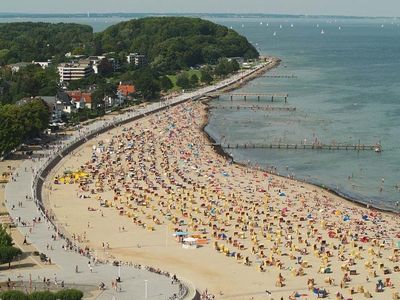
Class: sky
1,0,399,18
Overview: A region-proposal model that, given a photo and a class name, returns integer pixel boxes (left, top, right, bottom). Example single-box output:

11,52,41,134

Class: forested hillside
0,22,93,64
94,17,259,72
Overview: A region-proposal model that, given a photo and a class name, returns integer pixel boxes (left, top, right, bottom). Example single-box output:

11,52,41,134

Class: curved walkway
3,61,272,299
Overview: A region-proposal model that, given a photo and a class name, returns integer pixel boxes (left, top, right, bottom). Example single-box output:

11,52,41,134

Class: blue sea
1,15,399,211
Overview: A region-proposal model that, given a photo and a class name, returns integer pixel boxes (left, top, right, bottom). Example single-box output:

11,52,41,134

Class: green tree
230,59,240,72
0,99,49,157
190,74,199,87
0,246,22,268
176,72,190,89
200,68,213,84
0,224,13,247
0,104,24,156
159,76,173,91
19,98,51,140
132,68,160,99
214,58,233,77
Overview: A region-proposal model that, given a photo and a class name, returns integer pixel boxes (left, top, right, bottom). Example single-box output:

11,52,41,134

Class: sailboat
260,21,263,25
273,31,277,36
290,24,294,28
338,26,341,30
279,24,283,29
321,29,325,35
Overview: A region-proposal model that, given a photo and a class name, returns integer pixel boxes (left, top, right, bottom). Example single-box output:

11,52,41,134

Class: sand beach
41,96,400,300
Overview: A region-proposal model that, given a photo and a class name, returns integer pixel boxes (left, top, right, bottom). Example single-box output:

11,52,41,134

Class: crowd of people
49,99,400,298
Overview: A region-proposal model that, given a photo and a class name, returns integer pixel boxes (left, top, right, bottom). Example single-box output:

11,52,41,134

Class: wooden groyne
210,93,289,102
209,105,296,112
215,143,382,151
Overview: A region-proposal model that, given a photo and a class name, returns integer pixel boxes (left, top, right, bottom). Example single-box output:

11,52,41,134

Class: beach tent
173,232,188,237
362,215,369,221
343,215,350,221
219,233,228,240
279,192,286,197
360,236,370,243
183,237,197,243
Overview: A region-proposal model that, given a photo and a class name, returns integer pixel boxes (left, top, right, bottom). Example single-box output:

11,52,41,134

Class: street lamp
144,280,148,299
118,261,121,278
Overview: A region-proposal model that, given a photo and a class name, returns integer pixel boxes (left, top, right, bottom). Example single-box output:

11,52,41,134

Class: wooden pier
209,105,296,112
210,93,289,102
215,143,382,151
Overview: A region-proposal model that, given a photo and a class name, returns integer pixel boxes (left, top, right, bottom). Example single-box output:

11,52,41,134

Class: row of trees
0,99,50,157
0,225,22,269
174,58,240,90
0,289,83,300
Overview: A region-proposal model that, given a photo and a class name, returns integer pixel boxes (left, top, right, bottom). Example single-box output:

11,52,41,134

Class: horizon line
0,12,398,19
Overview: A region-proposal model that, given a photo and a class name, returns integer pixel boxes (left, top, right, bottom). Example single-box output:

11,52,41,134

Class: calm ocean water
1,15,399,211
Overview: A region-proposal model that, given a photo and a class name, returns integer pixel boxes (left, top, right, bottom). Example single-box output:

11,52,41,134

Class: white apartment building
58,62,94,82
126,53,147,67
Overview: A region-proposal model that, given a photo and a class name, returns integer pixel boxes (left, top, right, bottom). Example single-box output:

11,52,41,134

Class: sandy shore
43,98,400,300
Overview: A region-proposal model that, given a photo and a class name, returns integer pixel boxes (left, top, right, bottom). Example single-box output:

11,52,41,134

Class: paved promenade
3,61,272,299
5,159,182,299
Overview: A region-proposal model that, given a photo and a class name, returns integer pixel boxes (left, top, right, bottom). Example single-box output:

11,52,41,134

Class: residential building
56,91,74,114
33,60,52,69
67,90,93,109
227,57,245,64
8,62,31,73
117,82,136,97
127,53,147,67
58,62,94,82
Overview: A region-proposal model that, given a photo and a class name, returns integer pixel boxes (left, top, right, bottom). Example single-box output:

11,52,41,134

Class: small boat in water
321,29,325,34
